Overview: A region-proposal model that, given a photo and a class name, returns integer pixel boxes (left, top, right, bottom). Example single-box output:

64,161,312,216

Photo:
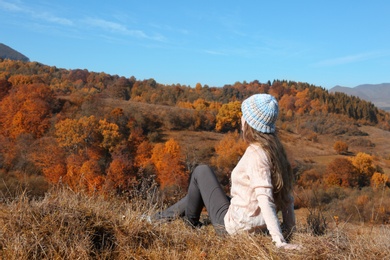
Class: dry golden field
1,188,389,260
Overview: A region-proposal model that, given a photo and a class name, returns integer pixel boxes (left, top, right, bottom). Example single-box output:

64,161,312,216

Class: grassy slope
1,188,389,259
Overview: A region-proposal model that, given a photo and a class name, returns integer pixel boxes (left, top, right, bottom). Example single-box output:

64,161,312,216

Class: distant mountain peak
330,83,390,111
0,43,30,62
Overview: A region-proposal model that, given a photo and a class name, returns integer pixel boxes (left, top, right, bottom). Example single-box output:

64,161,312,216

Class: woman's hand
278,242,302,250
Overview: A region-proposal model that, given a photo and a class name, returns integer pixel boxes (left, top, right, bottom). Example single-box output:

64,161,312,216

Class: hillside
0,43,30,62
101,98,390,177
0,59,389,192
0,59,390,259
330,83,390,111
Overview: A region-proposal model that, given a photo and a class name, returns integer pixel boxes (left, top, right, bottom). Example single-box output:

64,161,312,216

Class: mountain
330,83,390,111
0,43,30,62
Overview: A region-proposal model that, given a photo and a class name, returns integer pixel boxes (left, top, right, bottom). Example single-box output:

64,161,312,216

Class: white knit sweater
224,143,296,247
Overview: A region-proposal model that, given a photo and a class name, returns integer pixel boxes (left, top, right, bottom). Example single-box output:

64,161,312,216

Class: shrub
325,158,358,188
333,141,348,154
306,208,327,236
350,152,376,187
328,187,390,224
296,168,322,188
371,172,389,190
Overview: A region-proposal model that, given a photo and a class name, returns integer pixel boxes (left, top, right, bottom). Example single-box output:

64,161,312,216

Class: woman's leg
153,196,187,221
185,165,230,234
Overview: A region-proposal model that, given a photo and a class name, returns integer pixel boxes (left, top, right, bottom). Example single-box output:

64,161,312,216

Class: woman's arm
258,195,301,250
257,195,286,247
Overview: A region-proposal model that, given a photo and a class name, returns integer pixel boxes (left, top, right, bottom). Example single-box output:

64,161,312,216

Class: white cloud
84,17,165,42
1,1,165,42
313,51,388,67
33,12,73,26
85,18,146,37
0,0,23,12
0,0,73,26
203,50,227,56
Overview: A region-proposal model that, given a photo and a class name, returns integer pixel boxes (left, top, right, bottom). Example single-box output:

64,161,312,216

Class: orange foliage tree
63,154,84,191
98,119,121,151
107,107,129,136
55,116,126,192
349,152,376,187
151,138,188,190
279,94,296,113
106,157,135,191
0,84,56,138
28,137,67,184
134,140,153,169
211,131,247,186
310,99,323,115
176,101,194,109
294,88,310,115
176,98,219,131
80,159,105,193
215,101,242,132
268,82,285,99
324,158,357,187
55,116,99,154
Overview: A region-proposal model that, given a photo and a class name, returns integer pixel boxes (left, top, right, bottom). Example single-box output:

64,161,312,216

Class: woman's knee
191,165,216,182
193,164,213,176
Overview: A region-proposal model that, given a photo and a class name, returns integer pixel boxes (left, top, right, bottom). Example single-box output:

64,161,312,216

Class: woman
152,94,300,250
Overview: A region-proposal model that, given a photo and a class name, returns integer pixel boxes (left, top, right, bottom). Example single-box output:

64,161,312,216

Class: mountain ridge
0,43,30,62
330,83,390,111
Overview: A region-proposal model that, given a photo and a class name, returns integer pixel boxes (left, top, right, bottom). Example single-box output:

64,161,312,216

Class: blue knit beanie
241,94,279,133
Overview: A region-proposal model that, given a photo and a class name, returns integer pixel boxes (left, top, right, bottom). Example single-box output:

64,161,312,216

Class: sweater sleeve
247,147,287,247
257,195,286,247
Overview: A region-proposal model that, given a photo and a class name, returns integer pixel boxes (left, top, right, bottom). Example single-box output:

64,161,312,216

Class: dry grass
1,188,389,260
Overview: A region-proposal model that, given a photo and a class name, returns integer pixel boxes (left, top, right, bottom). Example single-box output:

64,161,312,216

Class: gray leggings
154,165,230,234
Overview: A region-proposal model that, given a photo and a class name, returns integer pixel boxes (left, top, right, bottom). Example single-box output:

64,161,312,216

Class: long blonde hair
242,121,293,207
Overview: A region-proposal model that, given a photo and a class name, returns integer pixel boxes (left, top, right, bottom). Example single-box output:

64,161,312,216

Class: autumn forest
0,58,390,225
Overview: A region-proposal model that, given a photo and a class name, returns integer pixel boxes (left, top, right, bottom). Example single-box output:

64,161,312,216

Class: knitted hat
241,94,279,133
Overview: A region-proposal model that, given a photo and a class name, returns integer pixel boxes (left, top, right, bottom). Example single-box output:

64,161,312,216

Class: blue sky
1,0,389,89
